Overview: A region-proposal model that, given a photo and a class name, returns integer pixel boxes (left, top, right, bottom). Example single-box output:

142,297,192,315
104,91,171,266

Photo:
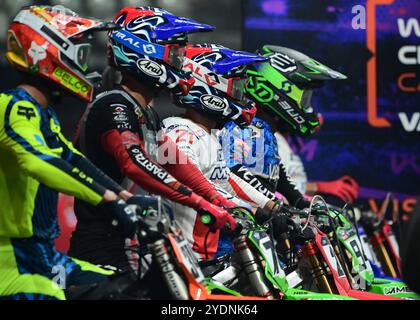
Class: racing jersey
163,117,230,185
72,85,229,263
161,117,273,257
74,84,222,224
0,88,122,240
221,118,280,187
221,117,305,207
274,132,308,195
162,117,273,208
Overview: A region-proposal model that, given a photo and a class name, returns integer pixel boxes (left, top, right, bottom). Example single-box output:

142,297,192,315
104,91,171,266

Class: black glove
126,195,158,211
255,200,284,225
126,195,174,218
255,208,297,240
272,212,301,240
254,208,273,225
295,197,310,210
100,199,139,239
272,213,291,236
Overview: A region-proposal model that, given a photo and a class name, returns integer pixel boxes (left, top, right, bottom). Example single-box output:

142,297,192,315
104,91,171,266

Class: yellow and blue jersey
0,88,117,240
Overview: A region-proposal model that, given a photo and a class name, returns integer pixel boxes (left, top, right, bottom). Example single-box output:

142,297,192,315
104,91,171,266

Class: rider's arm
56,127,126,197
157,132,220,202
0,100,111,205
276,161,307,208
227,165,277,210
96,103,205,209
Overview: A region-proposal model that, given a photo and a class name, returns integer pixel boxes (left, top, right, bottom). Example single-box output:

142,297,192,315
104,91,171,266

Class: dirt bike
357,202,402,279
131,196,406,300
202,207,355,300
273,202,402,300
303,198,419,299
133,196,264,300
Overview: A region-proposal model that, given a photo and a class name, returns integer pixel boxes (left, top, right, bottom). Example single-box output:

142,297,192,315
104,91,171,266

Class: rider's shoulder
163,117,197,131
162,117,207,140
0,89,40,119
90,85,137,111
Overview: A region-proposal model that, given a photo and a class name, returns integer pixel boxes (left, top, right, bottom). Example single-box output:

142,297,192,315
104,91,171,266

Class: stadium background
0,1,419,239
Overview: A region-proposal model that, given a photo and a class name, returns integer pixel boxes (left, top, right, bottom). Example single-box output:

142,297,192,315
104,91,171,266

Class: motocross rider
162,44,286,258
222,45,356,207
69,7,236,269
0,5,140,300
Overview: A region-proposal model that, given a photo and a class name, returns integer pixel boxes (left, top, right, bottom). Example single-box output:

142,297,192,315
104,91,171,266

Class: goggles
111,29,186,70
228,77,249,102
300,89,314,112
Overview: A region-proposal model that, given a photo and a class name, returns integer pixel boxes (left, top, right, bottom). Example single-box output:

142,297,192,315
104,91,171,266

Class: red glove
211,194,237,209
316,176,359,203
196,198,236,232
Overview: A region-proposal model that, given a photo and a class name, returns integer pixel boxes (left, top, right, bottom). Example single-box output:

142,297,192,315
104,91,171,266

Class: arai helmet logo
200,94,227,111
137,59,164,77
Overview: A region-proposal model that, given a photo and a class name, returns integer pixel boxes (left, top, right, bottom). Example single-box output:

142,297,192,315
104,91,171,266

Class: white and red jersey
162,117,230,184
274,132,308,195
161,117,273,258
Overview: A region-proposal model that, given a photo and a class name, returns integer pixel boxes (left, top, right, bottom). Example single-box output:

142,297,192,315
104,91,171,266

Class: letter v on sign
366,0,394,128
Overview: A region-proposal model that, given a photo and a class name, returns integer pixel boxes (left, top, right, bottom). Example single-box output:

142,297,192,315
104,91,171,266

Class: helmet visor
165,44,186,70
301,89,314,112
229,77,248,103
74,43,91,72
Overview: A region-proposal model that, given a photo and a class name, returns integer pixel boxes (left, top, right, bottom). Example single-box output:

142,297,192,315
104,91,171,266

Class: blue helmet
108,6,214,95
173,44,269,127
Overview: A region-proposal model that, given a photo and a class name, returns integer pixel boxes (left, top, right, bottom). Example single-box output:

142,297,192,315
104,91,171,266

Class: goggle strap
111,29,166,61
183,57,230,94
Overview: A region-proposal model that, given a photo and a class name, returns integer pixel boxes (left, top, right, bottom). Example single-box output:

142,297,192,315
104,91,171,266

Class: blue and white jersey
220,117,281,186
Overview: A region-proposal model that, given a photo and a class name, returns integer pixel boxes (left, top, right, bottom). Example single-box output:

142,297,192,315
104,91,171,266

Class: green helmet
245,45,347,137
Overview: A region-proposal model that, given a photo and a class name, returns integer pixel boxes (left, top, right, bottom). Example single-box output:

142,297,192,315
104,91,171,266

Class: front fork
370,232,398,278
301,241,335,294
327,232,357,289
233,235,275,299
149,239,190,300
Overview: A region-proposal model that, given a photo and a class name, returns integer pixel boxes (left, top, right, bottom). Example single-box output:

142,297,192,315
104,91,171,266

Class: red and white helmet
6,5,118,102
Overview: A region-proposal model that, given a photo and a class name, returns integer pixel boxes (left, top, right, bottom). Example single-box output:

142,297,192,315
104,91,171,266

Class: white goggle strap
183,57,230,94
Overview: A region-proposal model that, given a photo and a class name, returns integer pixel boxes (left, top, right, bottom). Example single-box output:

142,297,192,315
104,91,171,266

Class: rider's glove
100,199,139,239
211,194,237,209
127,194,173,219
316,176,359,203
295,197,310,209
196,198,236,232
126,195,158,210
254,198,282,223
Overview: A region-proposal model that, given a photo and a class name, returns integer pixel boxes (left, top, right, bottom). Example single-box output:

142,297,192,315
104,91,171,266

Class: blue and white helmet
108,7,214,95
173,44,269,127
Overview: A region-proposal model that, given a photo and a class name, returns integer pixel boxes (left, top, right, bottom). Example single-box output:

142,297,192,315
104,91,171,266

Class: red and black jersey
73,84,220,222
70,84,223,269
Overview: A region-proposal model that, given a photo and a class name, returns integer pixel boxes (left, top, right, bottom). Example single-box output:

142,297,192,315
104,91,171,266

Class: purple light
261,0,287,16
327,6,336,13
